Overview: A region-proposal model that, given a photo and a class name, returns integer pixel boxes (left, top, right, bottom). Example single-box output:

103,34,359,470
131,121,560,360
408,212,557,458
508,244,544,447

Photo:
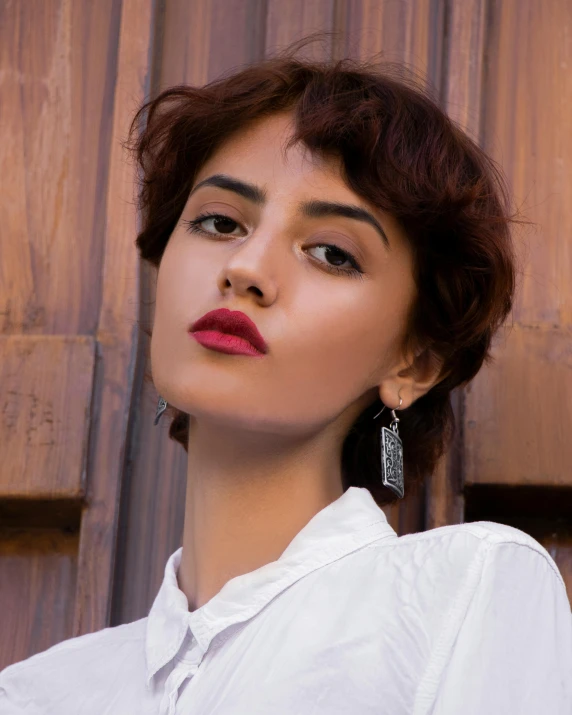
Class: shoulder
394,519,565,586
408,523,572,713
0,618,148,713
367,519,569,615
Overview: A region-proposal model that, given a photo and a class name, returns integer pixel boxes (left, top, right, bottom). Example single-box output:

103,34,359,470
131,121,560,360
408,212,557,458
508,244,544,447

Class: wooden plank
443,0,486,141
0,528,78,670
465,325,572,486
465,0,572,488
265,0,335,60
0,0,122,336
160,0,268,88
337,0,444,83
482,0,572,326
72,0,155,636
0,335,94,499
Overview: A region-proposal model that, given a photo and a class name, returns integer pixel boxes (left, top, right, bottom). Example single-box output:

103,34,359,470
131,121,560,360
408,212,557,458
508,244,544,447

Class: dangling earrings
154,396,168,426
373,396,404,499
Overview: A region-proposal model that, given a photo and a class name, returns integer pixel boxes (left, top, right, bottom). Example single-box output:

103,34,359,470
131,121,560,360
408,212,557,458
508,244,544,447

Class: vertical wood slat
265,0,336,60
0,0,121,337
160,0,267,88
425,0,487,527
0,530,78,670
337,0,444,83
482,0,572,327
72,0,156,636
464,0,572,489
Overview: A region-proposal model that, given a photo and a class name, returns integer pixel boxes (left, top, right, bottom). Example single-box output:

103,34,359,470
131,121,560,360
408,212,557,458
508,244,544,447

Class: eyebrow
188,173,390,248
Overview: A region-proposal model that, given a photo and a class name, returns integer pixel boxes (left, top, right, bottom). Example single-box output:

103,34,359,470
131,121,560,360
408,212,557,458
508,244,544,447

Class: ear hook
372,395,403,421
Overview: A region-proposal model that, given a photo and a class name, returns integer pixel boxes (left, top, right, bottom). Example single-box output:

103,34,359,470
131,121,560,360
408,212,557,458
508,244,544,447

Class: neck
177,415,347,612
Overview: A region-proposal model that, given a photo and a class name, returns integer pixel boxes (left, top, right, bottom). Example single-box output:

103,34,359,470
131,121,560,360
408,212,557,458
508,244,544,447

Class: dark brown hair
127,40,519,507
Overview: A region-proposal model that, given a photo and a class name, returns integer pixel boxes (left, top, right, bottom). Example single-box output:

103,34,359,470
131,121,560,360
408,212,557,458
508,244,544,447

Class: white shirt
1,485,571,714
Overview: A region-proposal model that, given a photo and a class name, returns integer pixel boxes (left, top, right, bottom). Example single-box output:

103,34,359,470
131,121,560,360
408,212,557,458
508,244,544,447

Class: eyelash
182,212,365,279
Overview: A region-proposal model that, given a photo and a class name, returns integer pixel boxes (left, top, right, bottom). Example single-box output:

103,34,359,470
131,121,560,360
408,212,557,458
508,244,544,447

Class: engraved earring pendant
373,396,404,499
154,396,168,426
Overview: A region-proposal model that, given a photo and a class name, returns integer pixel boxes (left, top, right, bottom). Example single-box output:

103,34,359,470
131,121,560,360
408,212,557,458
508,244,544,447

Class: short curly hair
126,44,519,507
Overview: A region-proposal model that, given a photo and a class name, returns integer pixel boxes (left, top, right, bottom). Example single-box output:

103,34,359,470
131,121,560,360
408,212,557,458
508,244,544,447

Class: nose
216,223,283,305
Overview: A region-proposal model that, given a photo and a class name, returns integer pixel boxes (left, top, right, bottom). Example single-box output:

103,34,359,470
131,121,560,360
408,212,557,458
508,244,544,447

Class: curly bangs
126,49,517,507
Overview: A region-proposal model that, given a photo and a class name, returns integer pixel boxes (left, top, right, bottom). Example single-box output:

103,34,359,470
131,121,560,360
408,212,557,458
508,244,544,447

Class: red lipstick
189,308,268,357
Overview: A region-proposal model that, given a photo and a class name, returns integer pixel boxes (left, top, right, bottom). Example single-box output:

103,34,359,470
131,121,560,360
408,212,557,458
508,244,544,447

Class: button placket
156,627,205,715
159,660,201,715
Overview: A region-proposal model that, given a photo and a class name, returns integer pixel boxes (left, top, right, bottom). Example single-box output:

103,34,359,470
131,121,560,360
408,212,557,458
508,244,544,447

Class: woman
1,49,571,714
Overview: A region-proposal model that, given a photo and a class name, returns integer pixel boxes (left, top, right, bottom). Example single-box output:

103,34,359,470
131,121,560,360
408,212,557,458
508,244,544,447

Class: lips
190,308,268,354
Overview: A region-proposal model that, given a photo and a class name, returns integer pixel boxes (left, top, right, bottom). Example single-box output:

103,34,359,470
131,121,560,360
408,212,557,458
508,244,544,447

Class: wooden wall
1,0,571,669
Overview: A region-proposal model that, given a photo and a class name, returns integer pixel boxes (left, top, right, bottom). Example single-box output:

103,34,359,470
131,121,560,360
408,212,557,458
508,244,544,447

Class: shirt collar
145,486,397,683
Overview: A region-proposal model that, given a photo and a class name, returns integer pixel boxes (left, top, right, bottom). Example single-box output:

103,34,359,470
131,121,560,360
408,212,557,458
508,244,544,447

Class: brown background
1,0,571,670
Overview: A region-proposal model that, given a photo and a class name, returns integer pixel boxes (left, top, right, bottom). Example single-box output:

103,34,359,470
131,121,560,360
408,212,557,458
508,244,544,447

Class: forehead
193,111,347,195
188,111,410,253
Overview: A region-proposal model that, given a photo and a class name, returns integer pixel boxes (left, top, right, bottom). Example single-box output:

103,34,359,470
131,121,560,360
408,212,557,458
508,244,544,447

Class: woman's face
152,111,420,437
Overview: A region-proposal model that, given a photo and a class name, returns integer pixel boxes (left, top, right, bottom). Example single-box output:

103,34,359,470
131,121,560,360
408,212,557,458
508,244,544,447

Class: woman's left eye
306,244,364,279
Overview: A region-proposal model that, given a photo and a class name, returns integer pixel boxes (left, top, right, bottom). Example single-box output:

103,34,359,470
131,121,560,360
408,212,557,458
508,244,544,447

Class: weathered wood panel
0,0,121,336
465,325,572,485
0,336,94,499
337,0,444,82
464,0,572,487
0,0,124,666
72,0,155,636
0,528,78,671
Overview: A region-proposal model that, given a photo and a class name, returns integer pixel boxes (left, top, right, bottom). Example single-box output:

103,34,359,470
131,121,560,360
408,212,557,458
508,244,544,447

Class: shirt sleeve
427,538,572,715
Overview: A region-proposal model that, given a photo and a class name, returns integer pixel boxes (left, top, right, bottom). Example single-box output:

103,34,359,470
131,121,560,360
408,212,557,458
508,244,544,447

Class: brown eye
183,213,243,237
306,244,363,278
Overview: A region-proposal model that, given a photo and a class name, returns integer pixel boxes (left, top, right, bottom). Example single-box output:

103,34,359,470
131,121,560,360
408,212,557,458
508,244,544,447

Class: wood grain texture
72,0,155,636
336,0,444,83
464,0,572,489
265,0,335,59
465,325,572,485
160,0,267,88
482,0,572,326
0,528,78,670
0,0,121,335
443,0,486,141
0,335,95,498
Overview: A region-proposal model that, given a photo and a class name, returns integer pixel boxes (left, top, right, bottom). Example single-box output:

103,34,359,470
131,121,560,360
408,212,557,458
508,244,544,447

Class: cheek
268,294,405,421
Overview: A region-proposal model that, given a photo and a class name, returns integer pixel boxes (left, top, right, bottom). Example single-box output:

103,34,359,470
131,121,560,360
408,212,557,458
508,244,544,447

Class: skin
151,110,441,612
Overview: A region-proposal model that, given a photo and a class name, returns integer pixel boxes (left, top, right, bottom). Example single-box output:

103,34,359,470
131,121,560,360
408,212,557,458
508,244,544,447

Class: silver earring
154,396,168,426
373,396,404,499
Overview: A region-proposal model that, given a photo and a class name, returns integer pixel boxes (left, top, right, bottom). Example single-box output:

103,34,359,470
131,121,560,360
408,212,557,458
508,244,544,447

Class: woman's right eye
183,213,243,237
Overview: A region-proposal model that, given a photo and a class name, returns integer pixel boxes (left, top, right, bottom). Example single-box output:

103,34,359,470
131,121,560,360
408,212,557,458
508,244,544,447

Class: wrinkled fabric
1,485,571,714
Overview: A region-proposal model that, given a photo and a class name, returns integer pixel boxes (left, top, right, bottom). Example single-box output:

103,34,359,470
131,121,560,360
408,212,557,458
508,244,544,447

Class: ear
379,346,444,409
